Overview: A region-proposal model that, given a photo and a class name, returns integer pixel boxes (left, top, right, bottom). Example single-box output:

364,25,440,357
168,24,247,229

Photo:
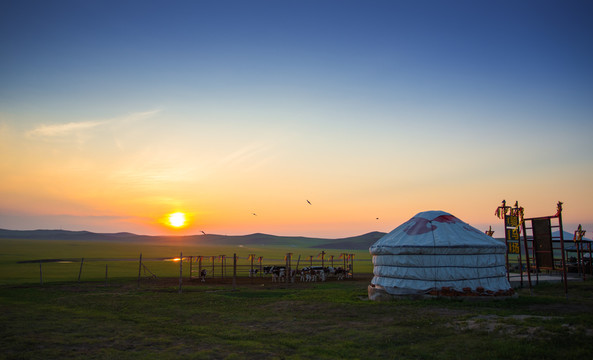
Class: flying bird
201,231,206,235
252,213,257,216
306,200,312,205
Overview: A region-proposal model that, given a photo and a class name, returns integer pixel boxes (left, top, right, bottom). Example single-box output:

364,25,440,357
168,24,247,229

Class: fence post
233,253,237,290
211,256,215,278
137,253,142,288
77,258,84,282
286,253,291,284
179,252,183,294
39,260,43,285
249,254,255,281
259,257,263,278
189,256,193,279
105,264,108,286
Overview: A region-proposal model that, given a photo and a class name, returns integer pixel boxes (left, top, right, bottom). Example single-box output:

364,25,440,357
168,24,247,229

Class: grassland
0,239,373,285
2,278,593,359
2,238,593,359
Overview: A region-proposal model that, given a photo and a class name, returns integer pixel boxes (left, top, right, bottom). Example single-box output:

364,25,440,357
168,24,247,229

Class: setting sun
168,212,186,228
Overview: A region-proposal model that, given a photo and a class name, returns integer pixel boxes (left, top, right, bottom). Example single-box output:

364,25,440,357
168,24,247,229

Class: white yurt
368,210,514,299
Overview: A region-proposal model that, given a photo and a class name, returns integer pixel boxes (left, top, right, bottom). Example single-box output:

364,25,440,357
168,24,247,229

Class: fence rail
14,251,372,286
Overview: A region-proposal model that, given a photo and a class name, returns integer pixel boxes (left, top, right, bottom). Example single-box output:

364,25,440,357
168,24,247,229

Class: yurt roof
369,210,505,255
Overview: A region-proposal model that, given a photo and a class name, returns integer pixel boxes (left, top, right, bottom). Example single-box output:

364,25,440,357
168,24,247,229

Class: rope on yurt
429,220,438,293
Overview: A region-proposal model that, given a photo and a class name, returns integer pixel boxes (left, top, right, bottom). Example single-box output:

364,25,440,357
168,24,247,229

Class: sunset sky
1,1,592,238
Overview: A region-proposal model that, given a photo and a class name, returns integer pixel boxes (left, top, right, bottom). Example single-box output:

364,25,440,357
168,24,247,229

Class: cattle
327,266,346,280
248,269,259,278
199,269,207,282
300,266,327,282
263,265,286,282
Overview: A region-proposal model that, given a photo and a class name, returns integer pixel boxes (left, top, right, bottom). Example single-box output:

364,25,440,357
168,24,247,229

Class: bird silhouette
306,200,312,205
201,231,206,235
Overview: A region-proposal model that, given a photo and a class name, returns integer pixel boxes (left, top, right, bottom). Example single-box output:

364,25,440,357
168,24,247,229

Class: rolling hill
0,229,387,250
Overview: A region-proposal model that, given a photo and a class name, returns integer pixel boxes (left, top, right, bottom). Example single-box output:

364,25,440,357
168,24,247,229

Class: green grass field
0,239,373,285
2,238,593,359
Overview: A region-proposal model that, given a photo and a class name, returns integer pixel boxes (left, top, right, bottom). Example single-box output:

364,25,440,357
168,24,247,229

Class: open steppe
2,276,593,359
2,237,593,359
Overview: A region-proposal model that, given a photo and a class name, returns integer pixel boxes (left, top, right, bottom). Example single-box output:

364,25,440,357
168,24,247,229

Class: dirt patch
448,314,593,339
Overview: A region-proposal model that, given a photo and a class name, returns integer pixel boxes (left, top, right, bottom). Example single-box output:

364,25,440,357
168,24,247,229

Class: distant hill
0,229,387,250
315,231,387,250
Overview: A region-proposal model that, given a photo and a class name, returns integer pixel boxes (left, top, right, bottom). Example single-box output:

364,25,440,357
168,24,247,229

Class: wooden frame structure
520,201,568,296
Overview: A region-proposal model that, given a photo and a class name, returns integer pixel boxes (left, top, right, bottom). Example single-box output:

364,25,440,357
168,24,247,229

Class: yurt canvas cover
369,211,513,297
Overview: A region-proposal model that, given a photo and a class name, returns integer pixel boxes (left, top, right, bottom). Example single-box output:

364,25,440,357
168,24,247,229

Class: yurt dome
368,210,514,299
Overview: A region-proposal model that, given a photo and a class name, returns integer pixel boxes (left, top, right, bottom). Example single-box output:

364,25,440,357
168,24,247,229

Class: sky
1,0,592,238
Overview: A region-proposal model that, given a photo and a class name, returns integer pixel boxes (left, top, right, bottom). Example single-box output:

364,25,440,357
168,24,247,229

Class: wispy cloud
217,143,270,168
27,120,106,137
26,109,162,138
117,109,161,123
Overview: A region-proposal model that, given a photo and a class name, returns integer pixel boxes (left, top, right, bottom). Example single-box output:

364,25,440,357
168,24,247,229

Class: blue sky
1,1,592,237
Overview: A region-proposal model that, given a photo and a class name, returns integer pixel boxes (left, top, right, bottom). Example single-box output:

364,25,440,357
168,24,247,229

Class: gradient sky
1,0,592,238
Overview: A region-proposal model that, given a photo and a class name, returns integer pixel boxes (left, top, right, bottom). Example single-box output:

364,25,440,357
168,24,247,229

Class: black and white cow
264,266,286,282
300,266,327,282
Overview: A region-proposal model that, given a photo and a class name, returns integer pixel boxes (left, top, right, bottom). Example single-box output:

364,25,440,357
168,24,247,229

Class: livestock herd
262,265,351,282
198,265,352,283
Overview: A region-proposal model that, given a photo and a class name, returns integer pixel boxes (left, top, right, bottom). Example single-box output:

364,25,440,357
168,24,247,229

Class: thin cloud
26,109,162,138
218,143,270,168
27,120,106,138
117,109,161,123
